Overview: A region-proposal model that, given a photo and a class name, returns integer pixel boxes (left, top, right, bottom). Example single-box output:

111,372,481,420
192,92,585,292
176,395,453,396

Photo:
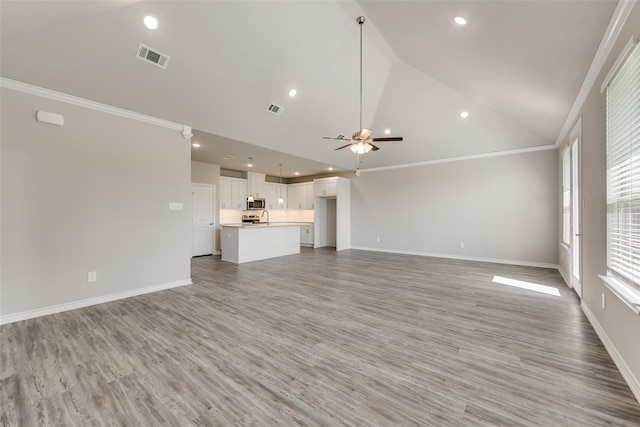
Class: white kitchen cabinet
314,178,337,197
248,172,266,199
288,182,314,210
220,177,247,209
263,182,285,210
300,223,314,246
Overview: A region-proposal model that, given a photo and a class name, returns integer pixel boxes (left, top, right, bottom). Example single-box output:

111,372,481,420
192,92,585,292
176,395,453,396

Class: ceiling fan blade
371,136,403,142
334,144,353,151
369,143,380,151
358,128,372,140
323,137,348,141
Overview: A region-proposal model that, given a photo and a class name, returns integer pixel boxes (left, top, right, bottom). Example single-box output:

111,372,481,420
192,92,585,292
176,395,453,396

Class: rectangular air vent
136,43,170,69
267,103,284,116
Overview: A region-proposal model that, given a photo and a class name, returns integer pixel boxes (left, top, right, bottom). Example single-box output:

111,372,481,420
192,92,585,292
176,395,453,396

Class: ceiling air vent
136,43,170,69
267,103,284,116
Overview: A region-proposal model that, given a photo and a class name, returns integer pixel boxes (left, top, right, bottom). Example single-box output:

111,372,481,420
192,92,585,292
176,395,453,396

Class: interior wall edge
554,0,637,147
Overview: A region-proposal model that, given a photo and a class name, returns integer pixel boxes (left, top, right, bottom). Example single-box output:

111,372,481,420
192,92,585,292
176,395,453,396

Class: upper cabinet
314,178,338,197
248,172,266,199
220,177,247,209
263,183,286,210
287,182,314,210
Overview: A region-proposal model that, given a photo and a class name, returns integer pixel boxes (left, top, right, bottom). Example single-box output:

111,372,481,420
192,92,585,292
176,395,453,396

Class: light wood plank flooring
2,248,640,426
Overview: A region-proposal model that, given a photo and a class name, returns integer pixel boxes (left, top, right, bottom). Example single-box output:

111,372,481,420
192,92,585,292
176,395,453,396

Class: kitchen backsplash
220,209,314,224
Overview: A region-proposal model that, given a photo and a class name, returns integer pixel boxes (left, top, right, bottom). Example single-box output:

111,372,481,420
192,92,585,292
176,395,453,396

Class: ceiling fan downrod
358,16,364,133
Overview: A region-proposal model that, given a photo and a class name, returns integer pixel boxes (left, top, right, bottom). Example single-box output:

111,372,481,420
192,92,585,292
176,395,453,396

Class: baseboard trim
0,279,192,325
349,246,559,269
557,265,570,286
581,301,640,404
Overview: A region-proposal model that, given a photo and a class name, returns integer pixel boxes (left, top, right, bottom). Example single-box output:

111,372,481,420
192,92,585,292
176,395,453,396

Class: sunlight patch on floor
491,275,561,297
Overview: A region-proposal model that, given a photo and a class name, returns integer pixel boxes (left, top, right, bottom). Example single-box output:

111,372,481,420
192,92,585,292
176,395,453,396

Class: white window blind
606,42,640,287
562,148,571,245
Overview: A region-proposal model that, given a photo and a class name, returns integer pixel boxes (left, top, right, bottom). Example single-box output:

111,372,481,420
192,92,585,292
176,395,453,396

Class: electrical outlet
459,242,465,249
88,271,97,283
602,293,606,310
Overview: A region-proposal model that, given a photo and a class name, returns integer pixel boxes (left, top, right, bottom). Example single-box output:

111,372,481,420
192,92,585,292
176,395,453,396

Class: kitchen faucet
261,209,269,224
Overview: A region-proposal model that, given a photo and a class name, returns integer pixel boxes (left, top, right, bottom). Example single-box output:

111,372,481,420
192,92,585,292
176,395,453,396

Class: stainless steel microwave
247,198,266,210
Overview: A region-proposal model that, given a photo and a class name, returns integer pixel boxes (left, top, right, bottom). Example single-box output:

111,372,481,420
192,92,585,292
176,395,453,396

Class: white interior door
570,126,582,298
192,184,215,257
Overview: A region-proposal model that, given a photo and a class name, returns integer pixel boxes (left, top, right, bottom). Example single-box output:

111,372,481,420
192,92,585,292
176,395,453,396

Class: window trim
603,36,640,313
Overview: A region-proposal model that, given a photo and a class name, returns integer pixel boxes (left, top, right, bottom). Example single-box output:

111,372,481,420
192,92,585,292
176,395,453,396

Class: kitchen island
220,223,302,264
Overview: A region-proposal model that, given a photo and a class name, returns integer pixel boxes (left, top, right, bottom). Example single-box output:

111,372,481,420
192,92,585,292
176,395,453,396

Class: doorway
570,121,582,298
192,183,215,257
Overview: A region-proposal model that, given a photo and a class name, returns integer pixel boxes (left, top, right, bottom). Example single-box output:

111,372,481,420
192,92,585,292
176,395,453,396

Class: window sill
599,275,640,315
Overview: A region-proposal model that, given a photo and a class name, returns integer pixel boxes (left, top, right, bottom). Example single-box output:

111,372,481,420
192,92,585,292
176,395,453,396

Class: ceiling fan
323,16,403,154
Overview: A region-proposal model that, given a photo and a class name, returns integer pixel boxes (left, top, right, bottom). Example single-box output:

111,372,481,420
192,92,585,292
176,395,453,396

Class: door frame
191,183,216,257
569,119,582,298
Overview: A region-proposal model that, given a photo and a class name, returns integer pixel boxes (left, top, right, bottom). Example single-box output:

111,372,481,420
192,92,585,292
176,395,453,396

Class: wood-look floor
2,248,640,426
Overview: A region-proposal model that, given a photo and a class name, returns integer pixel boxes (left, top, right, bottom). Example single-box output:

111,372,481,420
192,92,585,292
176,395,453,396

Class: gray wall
1,88,192,318
191,161,221,253
351,149,558,265
558,4,640,392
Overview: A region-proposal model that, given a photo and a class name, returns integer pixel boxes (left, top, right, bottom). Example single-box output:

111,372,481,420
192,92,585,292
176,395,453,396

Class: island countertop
220,222,304,228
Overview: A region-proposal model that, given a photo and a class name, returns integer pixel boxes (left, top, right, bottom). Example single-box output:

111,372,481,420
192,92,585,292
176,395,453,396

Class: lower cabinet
300,223,314,246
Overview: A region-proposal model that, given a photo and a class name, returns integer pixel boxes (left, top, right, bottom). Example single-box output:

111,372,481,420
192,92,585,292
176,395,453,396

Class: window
562,148,571,245
606,41,640,288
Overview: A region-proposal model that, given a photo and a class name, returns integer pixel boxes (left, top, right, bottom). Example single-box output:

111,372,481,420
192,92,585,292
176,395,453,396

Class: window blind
562,148,571,245
606,42,640,287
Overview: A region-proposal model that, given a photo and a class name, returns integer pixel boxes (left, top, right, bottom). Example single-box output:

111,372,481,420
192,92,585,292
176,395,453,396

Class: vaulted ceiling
0,1,617,176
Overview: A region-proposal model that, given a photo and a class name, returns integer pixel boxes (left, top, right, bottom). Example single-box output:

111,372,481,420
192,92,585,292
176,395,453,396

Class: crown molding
359,143,557,174
554,0,637,147
0,77,192,139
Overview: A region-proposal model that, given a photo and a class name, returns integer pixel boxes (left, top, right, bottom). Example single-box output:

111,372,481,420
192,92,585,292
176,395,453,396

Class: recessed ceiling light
143,15,158,30
294,172,300,176
384,129,391,135
460,111,469,118
328,167,334,171
454,16,467,26
222,155,234,160
289,89,297,97
192,143,200,148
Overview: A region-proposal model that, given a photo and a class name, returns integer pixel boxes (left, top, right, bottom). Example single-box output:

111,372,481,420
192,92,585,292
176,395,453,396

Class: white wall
558,3,640,399
1,88,192,321
351,149,558,266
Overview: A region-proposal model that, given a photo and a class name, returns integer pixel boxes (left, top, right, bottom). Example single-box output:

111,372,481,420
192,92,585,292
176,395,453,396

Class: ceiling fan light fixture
350,142,372,154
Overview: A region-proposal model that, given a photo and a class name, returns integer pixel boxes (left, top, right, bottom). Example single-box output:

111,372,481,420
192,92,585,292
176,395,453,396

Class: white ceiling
0,1,617,175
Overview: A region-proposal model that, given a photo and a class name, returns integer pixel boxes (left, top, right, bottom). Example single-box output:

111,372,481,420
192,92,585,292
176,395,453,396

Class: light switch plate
169,202,183,211
88,271,97,283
